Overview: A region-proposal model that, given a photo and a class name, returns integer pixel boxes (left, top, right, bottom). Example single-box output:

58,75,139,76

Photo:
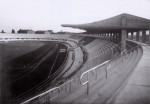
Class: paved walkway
107,43,150,104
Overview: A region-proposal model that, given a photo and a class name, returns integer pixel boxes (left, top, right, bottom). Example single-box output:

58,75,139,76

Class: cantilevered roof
62,13,150,32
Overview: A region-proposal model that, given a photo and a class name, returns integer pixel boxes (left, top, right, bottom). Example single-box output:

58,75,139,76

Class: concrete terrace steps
84,39,102,49
69,35,84,42
92,48,142,104
86,48,142,104
87,40,107,53
87,41,109,58
14,35,142,104
88,42,116,61
51,45,142,104
60,50,135,103
77,41,117,75
106,44,150,104
85,39,104,51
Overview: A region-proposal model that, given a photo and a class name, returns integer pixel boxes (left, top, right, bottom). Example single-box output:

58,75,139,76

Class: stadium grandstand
0,13,150,104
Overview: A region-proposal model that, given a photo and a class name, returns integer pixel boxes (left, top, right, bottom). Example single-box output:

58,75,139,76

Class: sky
0,0,150,33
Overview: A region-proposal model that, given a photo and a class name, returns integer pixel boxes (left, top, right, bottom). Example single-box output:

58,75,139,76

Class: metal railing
80,60,111,94
20,44,117,104
20,40,120,104
21,59,112,104
20,40,141,104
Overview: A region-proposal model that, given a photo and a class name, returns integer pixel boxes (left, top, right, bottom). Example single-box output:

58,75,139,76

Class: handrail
20,60,111,104
21,87,60,104
20,38,141,104
80,60,110,85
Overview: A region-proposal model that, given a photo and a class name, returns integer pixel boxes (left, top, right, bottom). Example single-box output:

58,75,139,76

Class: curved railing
7,37,85,104
1,37,141,104
20,40,141,104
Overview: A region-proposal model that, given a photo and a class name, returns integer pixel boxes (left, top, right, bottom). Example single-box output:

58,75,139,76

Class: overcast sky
0,0,150,33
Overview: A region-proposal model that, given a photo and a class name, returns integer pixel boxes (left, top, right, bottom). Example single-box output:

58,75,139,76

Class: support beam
142,30,146,43
136,31,140,41
121,29,127,51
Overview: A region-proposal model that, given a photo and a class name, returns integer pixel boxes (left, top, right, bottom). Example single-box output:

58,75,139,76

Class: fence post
111,48,114,59
86,73,89,95
46,94,50,104
69,81,72,93
105,65,108,79
87,82,89,95
95,69,97,80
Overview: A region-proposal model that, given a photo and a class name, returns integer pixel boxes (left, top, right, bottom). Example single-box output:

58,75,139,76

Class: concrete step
53,47,142,104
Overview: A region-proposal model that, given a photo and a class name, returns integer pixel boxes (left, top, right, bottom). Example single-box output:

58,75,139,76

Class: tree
18,29,21,33
12,29,15,33
1,30,5,33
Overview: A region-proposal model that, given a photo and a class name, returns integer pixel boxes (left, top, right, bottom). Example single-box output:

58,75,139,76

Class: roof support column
149,30,150,45
116,33,119,43
103,33,105,39
126,32,128,39
109,33,111,41
136,31,140,41
121,29,127,51
108,33,110,41
110,33,113,42
142,30,146,43
130,32,134,40
106,33,108,40
114,33,117,43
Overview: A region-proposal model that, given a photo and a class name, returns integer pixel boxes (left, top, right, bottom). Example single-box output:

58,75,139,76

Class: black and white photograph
0,0,150,104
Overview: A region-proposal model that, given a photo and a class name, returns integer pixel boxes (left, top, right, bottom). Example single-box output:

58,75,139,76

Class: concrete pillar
110,33,113,42
117,33,121,43
101,33,103,38
106,33,108,40
113,33,116,43
149,30,150,45
108,33,110,41
103,33,105,39
116,33,118,43
116,33,119,43
103,33,105,38
130,32,133,40
142,30,146,43
121,29,127,51
136,31,140,41
126,33,128,39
